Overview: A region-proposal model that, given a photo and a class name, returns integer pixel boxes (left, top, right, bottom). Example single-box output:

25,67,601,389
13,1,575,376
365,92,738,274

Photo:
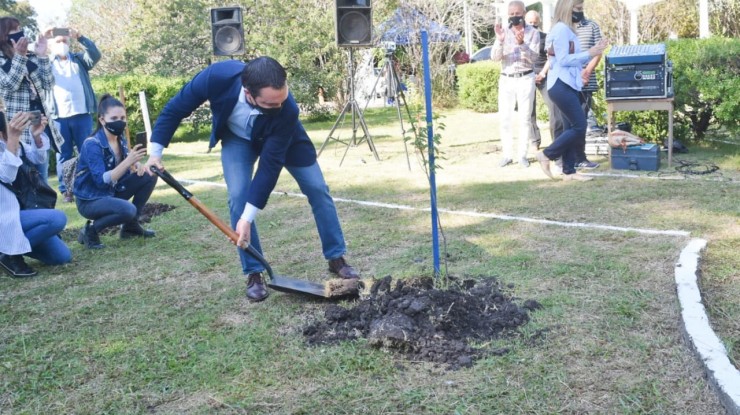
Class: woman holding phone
0,17,54,180
73,95,157,249
1,110,72,277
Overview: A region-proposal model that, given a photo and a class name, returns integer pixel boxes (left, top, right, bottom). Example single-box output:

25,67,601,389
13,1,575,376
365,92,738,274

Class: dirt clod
325,278,363,298
303,276,538,369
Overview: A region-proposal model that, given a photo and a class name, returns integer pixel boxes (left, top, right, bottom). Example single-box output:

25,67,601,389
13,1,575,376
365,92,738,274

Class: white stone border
676,239,740,414
173,177,740,413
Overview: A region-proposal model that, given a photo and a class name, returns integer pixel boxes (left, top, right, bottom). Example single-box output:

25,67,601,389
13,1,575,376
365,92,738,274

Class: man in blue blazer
144,57,359,302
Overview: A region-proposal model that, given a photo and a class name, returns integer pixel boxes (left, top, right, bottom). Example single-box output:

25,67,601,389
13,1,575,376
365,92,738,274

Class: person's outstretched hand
125,144,147,168
12,36,28,56
5,112,29,153
589,38,609,57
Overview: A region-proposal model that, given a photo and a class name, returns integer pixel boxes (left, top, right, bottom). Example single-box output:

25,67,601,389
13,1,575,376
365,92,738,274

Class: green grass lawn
1,107,737,414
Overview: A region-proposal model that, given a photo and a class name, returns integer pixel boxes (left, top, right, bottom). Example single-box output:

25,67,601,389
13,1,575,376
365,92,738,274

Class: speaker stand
318,48,379,166
362,52,418,171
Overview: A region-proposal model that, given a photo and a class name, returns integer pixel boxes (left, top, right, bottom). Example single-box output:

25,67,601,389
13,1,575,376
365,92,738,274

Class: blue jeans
55,114,94,193
535,76,564,143
220,135,346,275
544,79,587,175
19,209,72,265
550,89,593,163
76,173,157,232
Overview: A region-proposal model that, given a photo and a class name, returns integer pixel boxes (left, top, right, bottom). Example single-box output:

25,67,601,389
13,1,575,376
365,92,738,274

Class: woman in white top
0,111,71,277
535,0,608,181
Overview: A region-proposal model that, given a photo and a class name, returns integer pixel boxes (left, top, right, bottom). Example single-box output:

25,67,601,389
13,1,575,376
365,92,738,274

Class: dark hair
94,94,125,133
0,17,21,58
240,56,287,97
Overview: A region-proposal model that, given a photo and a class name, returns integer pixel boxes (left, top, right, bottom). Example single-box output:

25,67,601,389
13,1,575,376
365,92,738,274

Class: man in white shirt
47,28,101,202
491,1,540,168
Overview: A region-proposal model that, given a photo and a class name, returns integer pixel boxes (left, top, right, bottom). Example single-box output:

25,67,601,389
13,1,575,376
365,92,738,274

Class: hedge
456,60,501,113
90,75,191,135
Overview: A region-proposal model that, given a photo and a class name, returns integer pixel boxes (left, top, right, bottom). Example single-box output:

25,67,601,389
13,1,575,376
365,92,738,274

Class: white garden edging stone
676,239,740,415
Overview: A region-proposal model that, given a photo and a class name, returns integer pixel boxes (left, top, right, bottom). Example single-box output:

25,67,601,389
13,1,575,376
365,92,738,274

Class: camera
29,110,41,126
52,28,70,37
382,41,397,53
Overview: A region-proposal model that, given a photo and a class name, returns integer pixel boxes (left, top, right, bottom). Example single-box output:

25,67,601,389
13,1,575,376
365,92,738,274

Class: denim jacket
73,128,130,200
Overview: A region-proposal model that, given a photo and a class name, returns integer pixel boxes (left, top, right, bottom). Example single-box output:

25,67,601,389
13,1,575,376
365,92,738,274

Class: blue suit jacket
151,60,317,209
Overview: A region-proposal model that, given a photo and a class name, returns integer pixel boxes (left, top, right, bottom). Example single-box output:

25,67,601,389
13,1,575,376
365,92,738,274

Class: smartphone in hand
52,28,71,37
29,110,42,126
135,131,147,154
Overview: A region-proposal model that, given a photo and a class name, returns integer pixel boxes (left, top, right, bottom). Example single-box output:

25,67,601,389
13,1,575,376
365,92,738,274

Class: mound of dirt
303,276,541,369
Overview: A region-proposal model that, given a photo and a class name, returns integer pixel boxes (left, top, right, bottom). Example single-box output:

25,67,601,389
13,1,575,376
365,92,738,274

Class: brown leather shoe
246,272,269,302
328,257,360,279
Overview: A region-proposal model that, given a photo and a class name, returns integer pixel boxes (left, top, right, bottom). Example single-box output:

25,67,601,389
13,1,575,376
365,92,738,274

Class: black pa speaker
211,7,245,56
335,0,372,47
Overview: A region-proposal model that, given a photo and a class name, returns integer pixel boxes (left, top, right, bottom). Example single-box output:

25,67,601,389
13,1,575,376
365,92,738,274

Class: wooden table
606,97,674,167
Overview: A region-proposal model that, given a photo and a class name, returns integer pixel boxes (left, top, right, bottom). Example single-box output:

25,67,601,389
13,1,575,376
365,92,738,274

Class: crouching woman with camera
1,111,71,277
74,95,157,249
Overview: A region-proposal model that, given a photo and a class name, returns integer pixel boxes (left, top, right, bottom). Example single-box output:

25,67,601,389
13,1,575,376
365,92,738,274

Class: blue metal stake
421,30,441,278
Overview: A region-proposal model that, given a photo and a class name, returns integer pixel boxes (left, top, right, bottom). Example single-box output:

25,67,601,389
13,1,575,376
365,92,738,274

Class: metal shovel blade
267,275,328,298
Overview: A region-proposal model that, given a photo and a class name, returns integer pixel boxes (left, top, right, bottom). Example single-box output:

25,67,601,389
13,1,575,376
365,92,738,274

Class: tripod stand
363,51,418,170
318,48,379,165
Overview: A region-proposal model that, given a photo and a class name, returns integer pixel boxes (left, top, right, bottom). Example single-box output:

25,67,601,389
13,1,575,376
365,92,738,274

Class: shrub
669,37,740,138
456,61,500,113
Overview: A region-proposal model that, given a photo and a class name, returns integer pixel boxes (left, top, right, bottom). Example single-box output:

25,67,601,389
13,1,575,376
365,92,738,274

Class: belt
501,70,534,78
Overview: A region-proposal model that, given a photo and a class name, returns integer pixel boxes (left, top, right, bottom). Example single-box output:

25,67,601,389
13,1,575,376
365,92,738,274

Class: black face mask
8,31,25,44
103,120,127,136
572,11,585,23
256,104,283,116
508,16,524,27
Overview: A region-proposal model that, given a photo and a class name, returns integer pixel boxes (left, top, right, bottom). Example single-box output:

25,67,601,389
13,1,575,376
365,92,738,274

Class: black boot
79,221,105,249
120,221,155,239
0,254,37,278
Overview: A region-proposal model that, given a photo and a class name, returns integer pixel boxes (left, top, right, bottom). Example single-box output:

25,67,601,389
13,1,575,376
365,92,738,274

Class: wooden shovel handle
150,166,274,277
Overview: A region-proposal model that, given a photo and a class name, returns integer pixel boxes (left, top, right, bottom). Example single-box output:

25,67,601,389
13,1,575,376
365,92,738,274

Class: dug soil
303,276,541,369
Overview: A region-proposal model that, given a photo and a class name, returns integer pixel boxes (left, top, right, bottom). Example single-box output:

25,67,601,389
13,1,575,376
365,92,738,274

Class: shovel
151,166,360,299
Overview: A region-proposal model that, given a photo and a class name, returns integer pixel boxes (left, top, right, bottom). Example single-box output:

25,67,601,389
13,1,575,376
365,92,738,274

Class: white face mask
52,42,69,57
